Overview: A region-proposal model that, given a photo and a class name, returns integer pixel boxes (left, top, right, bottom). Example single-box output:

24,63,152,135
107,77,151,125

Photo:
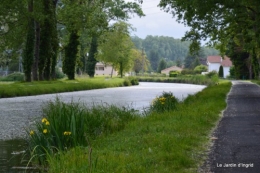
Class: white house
95,62,117,76
207,55,232,78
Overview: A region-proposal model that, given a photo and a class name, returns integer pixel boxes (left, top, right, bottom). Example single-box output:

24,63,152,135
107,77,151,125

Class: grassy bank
0,77,138,98
137,74,219,86
45,82,231,173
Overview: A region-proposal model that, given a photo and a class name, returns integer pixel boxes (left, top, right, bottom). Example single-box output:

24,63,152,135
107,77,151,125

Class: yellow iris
43,129,48,134
63,131,72,136
45,121,50,125
30,130,34,135
42,118,48,123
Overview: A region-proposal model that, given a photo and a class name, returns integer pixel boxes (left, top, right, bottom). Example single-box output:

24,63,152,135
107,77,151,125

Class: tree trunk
23,0,35,82
110,67,114,78
63,31,79,80
32,21,40,81
120,61,123,78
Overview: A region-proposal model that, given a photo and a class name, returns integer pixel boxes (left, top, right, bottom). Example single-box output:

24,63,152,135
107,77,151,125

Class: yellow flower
42,118,47,123
63,131,72,136
30,130,34,135
45,121,50,126
43,129,48,134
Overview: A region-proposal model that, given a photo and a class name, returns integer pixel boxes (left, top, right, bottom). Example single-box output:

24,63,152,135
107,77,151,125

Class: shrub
194,65,208,74
206,71,218,78
55,67,66,79
218,65,224,77
126,76,139,85
181,69,195,75
0,72,24,81
149,91,179,113
169,70,180,77
123,78,131,86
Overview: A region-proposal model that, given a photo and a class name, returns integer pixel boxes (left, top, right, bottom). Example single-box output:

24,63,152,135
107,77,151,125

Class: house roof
221,56,232,67
207,55,232,67
207,56,222,63
161,66,183,73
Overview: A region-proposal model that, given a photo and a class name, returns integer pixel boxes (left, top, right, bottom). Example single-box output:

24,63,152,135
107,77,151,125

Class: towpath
206,81,260,173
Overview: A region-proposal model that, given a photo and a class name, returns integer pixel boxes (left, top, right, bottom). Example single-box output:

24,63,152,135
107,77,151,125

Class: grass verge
47,82,231,173
137,74,219,86
0,77,138,98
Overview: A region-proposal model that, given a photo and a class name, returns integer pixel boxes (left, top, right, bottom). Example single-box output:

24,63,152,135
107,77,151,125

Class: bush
181,69,195,75
123,78,131,86
55,67,66,79
0,72,24,81
194,65,208,74
169,70,180,77
126,76,139,85
206,71,218,78
218,65,224,77
149,91,179,113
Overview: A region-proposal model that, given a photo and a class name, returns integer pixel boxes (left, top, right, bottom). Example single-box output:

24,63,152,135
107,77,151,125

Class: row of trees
132,36,219,72
159,0,260,79
0,0,144,81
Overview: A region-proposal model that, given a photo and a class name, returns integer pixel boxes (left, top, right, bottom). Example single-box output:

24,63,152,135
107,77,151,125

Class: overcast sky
126,0,190,39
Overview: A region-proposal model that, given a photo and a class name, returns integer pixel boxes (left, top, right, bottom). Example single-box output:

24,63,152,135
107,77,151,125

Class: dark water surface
0,139,32,173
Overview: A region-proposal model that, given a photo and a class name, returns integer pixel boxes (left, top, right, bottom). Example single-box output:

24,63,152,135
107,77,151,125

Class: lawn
0,77,137,98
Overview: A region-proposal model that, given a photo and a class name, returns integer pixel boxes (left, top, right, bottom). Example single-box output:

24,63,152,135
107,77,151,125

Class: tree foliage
63,31,80,80
132,36,219,72
157,59,167,73
131,49,150,74
194,65,207,74
159,0,260,75
86,37,98,77
96,21,134,78
218,66,224,78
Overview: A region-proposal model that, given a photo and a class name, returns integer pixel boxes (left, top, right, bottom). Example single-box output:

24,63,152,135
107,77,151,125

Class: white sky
126,0,190,39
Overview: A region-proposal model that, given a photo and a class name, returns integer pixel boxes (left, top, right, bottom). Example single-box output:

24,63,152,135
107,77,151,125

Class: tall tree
149,49,159,71
84,0,145,77
86,37,98,77
96,21,134,78
159,0,260,77
63,31,80,80
157,59,167,73
131,49,150,74
23,0,35,82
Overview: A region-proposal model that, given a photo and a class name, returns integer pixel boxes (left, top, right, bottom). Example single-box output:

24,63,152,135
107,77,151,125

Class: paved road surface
207,81,260,173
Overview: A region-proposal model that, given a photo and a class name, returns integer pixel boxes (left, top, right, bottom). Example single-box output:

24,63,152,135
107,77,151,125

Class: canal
0,82,206,172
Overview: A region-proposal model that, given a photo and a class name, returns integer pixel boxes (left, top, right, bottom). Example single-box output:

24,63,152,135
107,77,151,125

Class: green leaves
159,0,260,55
96,21,135,77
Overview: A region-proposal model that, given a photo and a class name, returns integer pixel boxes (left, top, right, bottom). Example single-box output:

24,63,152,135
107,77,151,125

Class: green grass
47,82,232,173
0,77,135,98
26,98,139,167
137,74,219,86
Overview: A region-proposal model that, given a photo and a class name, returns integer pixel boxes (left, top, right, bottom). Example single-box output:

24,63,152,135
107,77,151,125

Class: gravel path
0,82,205,140
202,81,260,173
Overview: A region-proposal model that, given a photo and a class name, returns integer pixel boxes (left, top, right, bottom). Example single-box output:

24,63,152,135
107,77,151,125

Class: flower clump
63,131,72,136
150,92,179,112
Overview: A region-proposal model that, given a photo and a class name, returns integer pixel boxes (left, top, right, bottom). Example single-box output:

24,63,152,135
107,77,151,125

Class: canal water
0,82,206,172
0,139,31,173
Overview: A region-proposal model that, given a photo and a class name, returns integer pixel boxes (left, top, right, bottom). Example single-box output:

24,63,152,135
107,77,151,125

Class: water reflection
0,139,31,173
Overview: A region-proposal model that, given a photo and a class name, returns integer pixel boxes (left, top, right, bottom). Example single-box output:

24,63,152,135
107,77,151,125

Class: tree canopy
159,0,260,56
96,21,135,77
